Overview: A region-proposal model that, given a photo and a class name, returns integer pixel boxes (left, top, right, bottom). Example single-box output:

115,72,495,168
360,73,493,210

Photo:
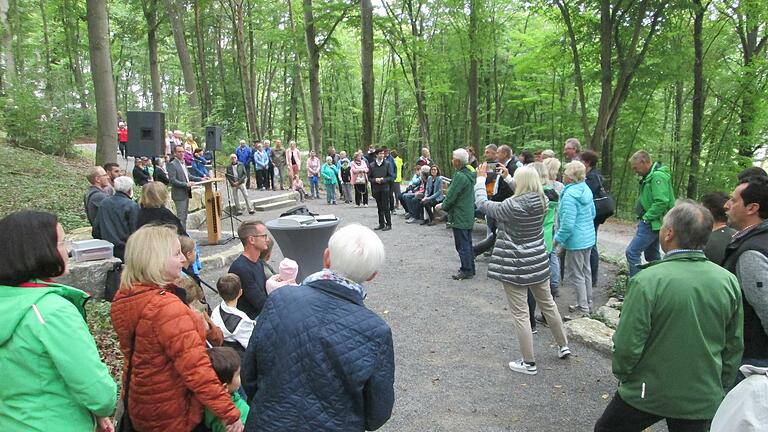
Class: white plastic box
71,239,114,262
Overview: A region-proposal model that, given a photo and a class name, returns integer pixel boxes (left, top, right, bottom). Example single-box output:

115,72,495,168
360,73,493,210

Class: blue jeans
326,184,336,203
452,228,475,275
310,176,320,198
549,251,560,296
626,221,661,277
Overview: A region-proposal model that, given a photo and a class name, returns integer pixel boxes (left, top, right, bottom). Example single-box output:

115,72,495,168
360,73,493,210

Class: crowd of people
4,127,768,431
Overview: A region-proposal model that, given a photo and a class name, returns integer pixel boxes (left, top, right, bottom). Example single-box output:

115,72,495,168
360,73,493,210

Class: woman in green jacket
0,211,117,432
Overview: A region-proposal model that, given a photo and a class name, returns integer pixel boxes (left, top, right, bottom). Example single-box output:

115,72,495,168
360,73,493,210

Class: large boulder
54,257,122,300
597,306,621,328
564,317,614,356
188,187,205,213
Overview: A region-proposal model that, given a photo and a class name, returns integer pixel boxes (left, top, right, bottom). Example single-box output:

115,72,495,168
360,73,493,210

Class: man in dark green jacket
596,201,743,432
438,148,477,280
625,150,676,276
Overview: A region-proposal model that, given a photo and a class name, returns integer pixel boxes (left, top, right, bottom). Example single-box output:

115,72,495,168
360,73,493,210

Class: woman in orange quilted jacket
110,226,244,432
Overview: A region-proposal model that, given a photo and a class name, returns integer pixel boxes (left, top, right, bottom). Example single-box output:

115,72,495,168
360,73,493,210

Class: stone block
187,209,207,230
564,317,614,356
597,305,621,328
54,257,122,300
188,187,205,213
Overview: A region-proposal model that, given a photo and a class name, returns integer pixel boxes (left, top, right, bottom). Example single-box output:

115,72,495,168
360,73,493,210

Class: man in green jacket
596,200,743,432
437,148,477,280
625,150,676,276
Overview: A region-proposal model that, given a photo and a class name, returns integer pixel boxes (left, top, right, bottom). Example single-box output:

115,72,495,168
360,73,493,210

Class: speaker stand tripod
212,150,241,245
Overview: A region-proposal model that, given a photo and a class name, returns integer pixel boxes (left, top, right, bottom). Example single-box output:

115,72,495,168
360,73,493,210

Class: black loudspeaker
126,111,165,157
205,126,222,151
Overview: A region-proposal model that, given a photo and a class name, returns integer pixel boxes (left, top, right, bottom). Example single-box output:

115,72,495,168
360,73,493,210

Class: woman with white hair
242,224,395,430
474,163,571,375
554,161,596,317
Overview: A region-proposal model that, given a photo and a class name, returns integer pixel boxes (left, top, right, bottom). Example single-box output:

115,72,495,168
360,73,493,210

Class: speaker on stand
126,111,165,175
205,125,240,244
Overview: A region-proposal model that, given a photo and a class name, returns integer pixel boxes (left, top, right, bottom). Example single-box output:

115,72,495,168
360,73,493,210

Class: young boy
204,347,250,432
210,273,256,352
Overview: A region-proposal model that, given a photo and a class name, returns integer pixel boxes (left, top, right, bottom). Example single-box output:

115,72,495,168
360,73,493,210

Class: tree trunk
303,0,324,152
86,0,118,165
468,0,480,153
360,0,374,151
230,0,260,142
163,0,201,131
141,0,163,111
194,0,212,121
0,0,14,85
687,0,705,198
555,0,591,142
286,0,314,149
39,0,52,97
61,0,87,109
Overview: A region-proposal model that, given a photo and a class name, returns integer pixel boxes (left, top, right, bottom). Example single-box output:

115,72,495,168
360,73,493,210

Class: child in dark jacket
340,160,353,203
204,347,250,432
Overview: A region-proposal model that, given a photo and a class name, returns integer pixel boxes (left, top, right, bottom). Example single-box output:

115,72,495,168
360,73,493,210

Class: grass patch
0,142,93,230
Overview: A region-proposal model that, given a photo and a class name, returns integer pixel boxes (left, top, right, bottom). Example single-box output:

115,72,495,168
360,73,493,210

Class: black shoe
373,225,384,230
452,271,473,280
535,314,549,327
382,225,392,231
420,220,429,225
234,212,243,216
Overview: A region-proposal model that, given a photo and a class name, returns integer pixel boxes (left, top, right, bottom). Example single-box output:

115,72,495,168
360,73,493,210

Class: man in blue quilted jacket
242,224,395,431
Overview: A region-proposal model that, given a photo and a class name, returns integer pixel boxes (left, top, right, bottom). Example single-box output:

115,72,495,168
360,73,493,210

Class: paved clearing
197,187,667,432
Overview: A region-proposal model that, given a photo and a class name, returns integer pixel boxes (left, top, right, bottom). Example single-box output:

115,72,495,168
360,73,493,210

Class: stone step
253,199,297,212
250,191,298,207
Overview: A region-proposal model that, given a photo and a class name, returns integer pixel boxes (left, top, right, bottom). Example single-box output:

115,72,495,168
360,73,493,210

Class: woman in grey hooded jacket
474,164,571,376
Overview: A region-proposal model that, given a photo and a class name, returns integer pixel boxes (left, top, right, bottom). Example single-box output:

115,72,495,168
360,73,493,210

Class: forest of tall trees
0,0,766,214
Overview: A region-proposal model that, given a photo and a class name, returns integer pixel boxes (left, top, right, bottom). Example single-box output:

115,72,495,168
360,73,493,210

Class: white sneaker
558,346,572,359
508,360,537,375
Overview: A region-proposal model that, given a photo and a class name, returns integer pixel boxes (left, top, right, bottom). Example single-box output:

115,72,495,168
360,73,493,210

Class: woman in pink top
285,140,302,177
306,150,321,199
351,151,369,207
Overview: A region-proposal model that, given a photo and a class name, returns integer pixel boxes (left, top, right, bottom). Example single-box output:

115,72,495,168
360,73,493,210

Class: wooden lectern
195,178,224,244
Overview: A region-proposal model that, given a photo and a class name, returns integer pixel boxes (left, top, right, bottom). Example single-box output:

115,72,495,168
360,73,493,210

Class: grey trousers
563,248,593,313
231,183,251,212
174,199,189,231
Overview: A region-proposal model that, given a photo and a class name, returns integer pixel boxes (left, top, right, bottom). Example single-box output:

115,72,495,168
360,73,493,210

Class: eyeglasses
249,233,268,239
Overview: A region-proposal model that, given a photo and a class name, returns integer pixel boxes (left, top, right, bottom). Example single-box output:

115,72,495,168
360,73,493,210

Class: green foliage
0,86,76,157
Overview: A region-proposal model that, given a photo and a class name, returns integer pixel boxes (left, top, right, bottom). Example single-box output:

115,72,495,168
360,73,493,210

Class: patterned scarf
302,269,368,300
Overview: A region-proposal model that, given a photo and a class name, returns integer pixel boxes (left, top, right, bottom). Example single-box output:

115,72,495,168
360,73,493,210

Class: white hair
326,156,333,162
452,148,469,165
114,176,134,194
328,223,385,283
239,139,246,145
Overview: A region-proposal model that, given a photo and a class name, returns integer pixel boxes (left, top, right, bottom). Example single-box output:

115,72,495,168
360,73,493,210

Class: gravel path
193,189,652,432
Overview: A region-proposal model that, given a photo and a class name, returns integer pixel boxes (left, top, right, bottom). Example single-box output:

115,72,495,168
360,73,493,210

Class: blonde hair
630,150,651,164
512,166,546,208
139,182,168,208
121,225,180,288
563,161,587,182
531,162,549,184
543,157,561,182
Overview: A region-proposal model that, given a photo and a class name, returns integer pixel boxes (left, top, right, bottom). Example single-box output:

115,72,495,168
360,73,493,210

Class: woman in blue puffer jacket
554,161,596,317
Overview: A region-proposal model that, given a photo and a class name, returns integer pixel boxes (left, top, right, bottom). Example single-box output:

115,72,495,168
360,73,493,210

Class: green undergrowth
85,300,123,383
0,142,92,230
